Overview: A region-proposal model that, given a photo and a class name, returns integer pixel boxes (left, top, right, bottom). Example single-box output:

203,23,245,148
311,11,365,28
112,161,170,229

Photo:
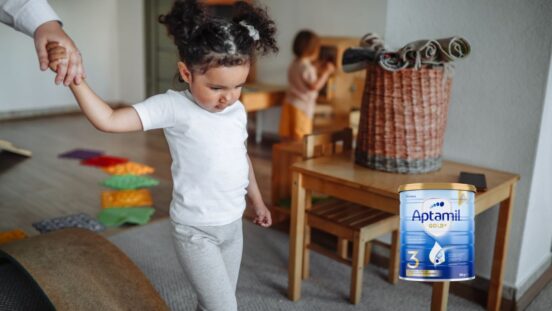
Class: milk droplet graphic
429,241,446,266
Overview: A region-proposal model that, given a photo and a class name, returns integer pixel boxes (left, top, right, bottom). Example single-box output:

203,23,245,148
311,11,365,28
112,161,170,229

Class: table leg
302,191,312,280
350,232,366,304
289,171,306,301
255,111,263,144
487,183,516,311
388,230,400,284
431,282,450,311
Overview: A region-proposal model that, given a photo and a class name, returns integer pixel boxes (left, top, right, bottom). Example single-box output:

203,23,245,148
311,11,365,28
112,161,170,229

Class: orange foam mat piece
0,229,28,245
103,162,155,176
101,189,153,208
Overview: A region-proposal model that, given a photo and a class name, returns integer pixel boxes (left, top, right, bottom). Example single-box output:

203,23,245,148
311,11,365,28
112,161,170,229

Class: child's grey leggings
171,218,243,311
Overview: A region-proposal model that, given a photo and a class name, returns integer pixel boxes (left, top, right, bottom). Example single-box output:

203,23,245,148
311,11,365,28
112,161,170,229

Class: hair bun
233,1,278,55
159,0,207,44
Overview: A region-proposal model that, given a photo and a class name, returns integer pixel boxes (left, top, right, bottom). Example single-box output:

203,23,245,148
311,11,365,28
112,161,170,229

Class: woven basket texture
355,64,452,173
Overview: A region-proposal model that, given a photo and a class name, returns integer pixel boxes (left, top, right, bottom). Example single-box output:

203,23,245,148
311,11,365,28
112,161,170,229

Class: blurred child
279,30,335,141
47,1,278,310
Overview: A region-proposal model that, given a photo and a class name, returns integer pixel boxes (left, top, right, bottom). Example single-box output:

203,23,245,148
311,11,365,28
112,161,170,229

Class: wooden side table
288,153,519,311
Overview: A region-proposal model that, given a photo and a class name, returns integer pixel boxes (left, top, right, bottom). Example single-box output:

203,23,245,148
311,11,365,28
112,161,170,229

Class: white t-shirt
133,90,249,226
0,0,60,37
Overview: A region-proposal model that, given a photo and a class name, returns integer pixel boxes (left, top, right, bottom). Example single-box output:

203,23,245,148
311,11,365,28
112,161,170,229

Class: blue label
400,189,475,281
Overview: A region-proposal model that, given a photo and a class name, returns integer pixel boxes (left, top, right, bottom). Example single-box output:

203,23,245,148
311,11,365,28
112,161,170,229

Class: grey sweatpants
171,218,243,311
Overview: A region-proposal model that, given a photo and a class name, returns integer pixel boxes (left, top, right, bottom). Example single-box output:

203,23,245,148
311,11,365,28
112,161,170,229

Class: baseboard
0,105,81,121
514,263,552,310
515,255,552,300
0,102,128,122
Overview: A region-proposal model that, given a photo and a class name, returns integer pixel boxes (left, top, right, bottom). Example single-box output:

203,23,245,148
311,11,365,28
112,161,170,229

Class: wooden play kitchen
317,37,366,116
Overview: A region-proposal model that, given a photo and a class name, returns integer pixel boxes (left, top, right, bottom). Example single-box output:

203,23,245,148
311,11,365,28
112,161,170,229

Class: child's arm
307,62,336,91
246,155,272,227
48,42,142,133
68,82,143,133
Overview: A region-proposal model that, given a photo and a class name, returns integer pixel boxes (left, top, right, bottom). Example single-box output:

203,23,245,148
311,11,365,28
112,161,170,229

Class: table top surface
291,152,519,200
240,83,286,112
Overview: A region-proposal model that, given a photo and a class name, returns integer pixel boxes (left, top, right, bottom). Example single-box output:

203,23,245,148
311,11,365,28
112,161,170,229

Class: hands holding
34,21,85,85
45,42,67,72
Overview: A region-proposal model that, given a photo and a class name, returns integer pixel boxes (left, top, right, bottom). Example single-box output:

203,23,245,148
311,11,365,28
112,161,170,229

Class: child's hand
325,62,336,74
46,42,68,73
252,203,272,228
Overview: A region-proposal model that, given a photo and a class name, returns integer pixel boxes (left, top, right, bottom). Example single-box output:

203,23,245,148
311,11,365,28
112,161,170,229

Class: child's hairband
239,21,260,41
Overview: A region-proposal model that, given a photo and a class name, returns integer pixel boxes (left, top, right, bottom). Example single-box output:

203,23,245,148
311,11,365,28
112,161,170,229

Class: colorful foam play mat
32,213,105,233
101,189,153,208
58,148,104,160
0,229,28,245
81,155,128,167
101,174,160,190
97,207,155,227
103,162,155,175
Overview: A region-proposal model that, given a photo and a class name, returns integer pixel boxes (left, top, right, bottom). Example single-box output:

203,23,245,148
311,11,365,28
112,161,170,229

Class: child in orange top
279,30,335,141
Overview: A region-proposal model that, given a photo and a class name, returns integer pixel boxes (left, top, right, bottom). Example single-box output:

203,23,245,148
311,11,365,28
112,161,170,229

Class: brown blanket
0,228,168,311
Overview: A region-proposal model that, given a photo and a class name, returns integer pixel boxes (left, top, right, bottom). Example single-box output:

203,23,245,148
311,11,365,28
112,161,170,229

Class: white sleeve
133,92,177,131
0,0,61,37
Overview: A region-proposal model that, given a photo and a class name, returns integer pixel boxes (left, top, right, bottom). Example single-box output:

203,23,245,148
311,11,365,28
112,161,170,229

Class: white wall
516,49,552,297
385,0,552,294
257,0,387,85
0,0,145,114
117,0,146,104
256,0,387,134
1,0,380,125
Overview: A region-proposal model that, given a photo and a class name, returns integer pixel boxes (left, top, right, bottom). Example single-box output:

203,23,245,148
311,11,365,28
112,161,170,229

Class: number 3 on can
407,250,419,269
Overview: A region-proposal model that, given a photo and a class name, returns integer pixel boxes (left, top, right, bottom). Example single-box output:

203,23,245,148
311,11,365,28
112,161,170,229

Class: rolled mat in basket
355,63,452,173
0,228,168,311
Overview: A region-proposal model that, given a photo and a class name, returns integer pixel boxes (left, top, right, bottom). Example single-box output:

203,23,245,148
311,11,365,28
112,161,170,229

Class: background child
279,29,335,141
48,0,278,310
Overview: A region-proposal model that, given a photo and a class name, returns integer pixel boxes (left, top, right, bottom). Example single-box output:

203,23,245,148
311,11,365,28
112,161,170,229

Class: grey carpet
109,219,488,311
526,280,552,311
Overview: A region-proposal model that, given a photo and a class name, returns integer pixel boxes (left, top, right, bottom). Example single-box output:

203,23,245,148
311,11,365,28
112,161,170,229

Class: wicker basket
355,64,452,173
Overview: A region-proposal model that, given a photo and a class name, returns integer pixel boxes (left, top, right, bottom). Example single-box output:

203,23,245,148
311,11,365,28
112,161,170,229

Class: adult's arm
1,0,85,85
0,0,59,36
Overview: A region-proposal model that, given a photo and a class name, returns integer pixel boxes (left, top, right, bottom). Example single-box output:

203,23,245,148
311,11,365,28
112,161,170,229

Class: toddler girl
48,1,278,310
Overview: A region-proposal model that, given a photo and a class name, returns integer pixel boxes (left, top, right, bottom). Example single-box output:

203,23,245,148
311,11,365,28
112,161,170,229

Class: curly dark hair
159,0,279,74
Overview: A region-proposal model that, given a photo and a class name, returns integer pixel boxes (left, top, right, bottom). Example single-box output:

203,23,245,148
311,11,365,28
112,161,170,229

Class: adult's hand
34,20,85,85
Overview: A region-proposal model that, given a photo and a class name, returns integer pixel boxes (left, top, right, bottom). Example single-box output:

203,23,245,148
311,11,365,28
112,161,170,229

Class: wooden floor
0,114,274,236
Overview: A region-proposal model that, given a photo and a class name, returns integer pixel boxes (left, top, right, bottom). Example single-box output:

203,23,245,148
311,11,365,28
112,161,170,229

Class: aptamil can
398,183,476,281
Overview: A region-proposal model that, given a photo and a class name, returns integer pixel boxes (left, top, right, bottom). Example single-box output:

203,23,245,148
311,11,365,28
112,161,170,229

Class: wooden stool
301,128,400,304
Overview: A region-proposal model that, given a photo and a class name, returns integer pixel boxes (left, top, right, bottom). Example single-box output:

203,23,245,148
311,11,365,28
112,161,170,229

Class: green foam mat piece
101,174,160,190
97,207,155,227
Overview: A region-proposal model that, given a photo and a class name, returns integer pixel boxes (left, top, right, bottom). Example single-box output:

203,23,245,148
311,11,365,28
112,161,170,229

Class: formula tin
398,183,476,281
